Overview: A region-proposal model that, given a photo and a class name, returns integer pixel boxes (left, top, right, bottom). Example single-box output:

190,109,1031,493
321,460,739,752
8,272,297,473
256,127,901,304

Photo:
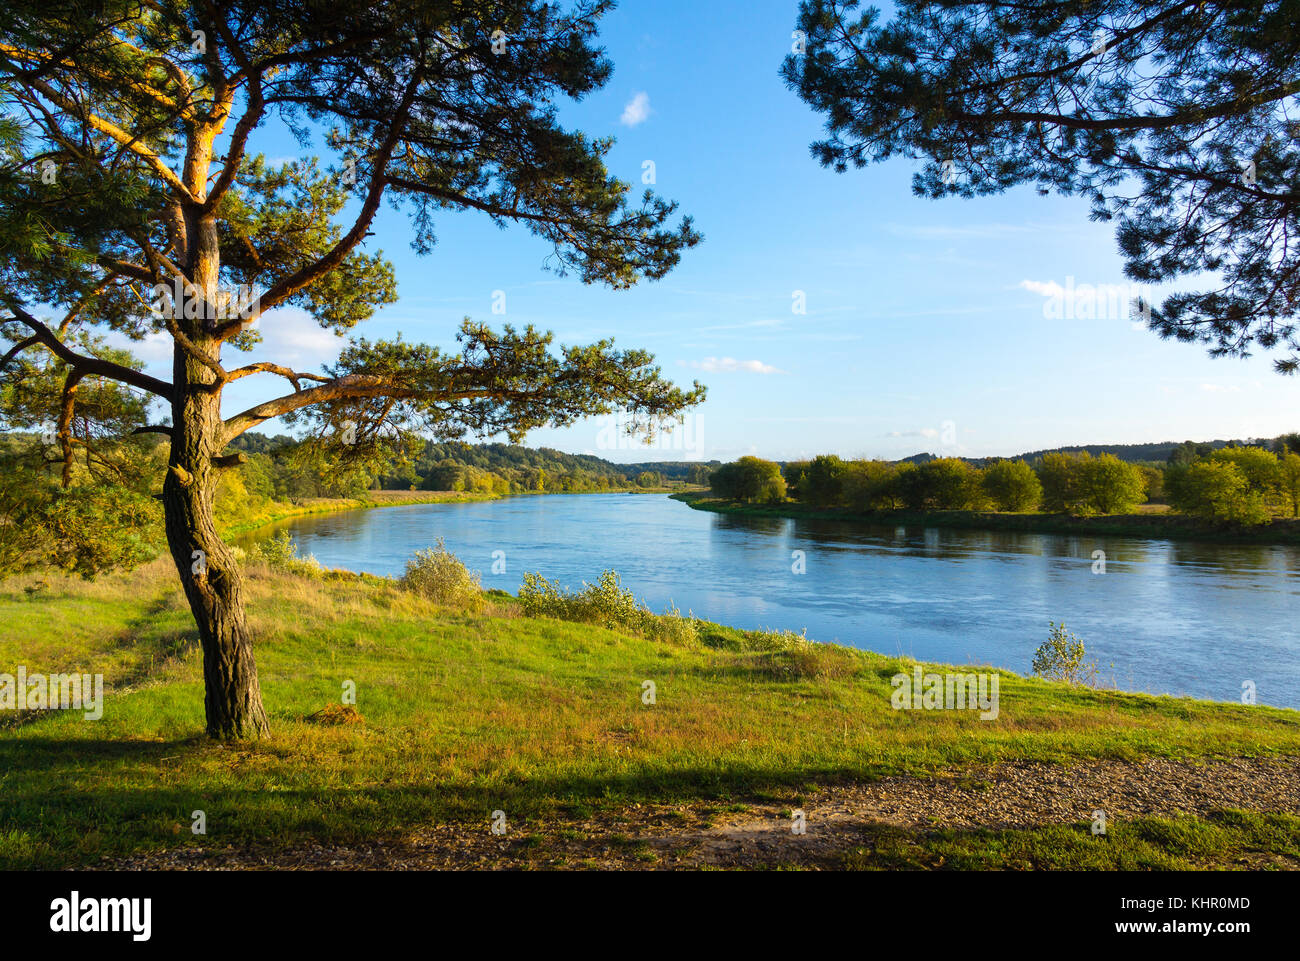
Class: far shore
671,492,1300,546
223,486,699,538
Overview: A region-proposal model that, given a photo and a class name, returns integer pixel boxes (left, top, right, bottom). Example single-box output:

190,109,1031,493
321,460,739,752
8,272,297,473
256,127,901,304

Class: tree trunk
162,313,269,739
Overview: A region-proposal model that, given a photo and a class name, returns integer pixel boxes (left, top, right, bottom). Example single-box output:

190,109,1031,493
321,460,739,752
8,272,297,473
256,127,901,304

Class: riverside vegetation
0,429,708,580
694,438,1300,542
2,534,1297,870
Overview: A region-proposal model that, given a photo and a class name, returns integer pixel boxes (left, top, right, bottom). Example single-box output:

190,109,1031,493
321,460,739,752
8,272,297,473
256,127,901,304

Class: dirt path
98,756,1300,870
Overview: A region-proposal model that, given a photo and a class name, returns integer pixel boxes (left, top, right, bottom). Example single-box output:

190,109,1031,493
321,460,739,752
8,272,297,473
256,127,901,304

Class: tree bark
161,208,269,738
162,355,269,738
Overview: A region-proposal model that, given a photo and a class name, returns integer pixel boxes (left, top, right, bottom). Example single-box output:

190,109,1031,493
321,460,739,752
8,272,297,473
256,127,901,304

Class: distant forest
903,435,1300,469
224,433,720,498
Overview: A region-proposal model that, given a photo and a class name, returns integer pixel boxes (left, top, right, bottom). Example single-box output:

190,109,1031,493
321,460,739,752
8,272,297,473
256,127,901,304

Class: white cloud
682,357,783,375
887,428,940,438
1019,279,1065,298
239,306,345,369
110,330,173,366
620,91,651,126
1019,277,1153,322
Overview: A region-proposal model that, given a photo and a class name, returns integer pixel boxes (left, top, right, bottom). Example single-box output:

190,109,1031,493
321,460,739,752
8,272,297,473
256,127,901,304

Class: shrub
1137,465,1165,502
1032,621,1098,685
841,459,903,511
803,454,848,506
742,627,811,652
755,646,859,680
648,601,700,646
1037,452,1078,512
1075,453,1146,514
400,538,483,609
893,457,986,510
245,530,322,577
732,627,857,679
518,569,698,645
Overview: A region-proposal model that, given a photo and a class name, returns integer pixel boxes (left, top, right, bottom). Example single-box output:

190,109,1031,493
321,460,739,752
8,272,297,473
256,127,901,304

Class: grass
1,558,1298,869
842,810,1300,870
672,491,1300,545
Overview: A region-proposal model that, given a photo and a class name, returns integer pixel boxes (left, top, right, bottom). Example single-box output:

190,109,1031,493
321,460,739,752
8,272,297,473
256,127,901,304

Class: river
254,492,1300,708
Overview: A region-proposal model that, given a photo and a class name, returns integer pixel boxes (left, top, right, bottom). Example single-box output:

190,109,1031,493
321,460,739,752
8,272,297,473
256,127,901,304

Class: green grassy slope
1,559,1297,869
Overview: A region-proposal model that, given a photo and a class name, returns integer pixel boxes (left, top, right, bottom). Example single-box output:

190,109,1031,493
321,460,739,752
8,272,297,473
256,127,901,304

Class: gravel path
96,756,1300,870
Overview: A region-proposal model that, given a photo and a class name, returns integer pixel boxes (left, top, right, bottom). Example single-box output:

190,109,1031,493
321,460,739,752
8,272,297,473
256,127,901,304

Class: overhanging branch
4,301,175,401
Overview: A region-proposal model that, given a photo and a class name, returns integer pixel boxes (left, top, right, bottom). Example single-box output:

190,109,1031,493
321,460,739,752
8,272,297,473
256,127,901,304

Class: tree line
711,438,1300,526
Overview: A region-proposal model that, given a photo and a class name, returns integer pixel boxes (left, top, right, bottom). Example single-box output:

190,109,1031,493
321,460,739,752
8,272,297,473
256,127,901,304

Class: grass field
1,555,1298,870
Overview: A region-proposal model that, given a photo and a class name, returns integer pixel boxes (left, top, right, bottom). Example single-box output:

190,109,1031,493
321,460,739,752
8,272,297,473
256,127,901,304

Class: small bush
518,569,698,645
1032,621,1099,685
400,538,483,610
647,601,700,646
754,645,859,680
742,626,811,652
245,530,322,577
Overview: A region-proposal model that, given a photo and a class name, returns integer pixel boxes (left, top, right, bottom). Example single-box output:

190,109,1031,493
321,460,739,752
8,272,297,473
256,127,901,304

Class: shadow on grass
0,733,897,868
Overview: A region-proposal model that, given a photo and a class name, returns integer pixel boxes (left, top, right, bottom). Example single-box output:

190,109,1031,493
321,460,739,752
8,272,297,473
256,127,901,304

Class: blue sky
127,0,1300,463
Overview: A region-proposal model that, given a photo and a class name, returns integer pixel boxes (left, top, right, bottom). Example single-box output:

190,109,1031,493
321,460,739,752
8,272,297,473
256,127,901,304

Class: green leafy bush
245,530,322,577
982,459,1043,511
518,569,698,645
1032,621,1098,685
742,627,811,652
399,538,483,610
709,457,786,504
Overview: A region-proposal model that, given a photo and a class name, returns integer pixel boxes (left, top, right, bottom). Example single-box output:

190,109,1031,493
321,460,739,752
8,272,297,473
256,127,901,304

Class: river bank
3,556,1297,870
234,489,1300,707
671,492,1300,545
222,486,697,538
220,489,502,537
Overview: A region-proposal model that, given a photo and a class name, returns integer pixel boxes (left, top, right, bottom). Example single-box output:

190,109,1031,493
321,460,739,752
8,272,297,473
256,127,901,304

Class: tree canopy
784,0,1300,369
0,0,705,737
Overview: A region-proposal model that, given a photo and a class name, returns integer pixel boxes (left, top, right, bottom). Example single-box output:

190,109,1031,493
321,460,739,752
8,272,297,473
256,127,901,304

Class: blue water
256,493,1300,708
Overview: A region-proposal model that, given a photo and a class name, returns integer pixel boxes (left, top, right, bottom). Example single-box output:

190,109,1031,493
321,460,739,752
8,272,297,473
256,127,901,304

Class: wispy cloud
620,91,652,126
681,357,784,375
886,221,1077,241
1019,279,1065,298
696,318,784,333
